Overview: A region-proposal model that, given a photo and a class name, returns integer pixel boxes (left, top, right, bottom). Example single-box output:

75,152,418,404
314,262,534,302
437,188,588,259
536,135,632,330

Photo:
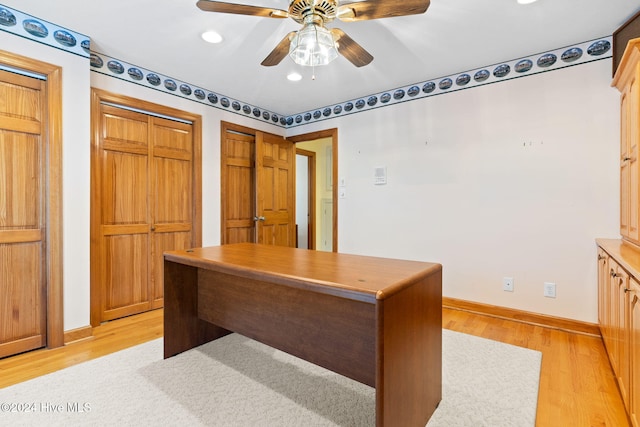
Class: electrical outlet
544,282,556,298
503,277,514,292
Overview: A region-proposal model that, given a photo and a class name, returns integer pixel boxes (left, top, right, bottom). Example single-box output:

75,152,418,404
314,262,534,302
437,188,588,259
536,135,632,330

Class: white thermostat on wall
374,166,387,185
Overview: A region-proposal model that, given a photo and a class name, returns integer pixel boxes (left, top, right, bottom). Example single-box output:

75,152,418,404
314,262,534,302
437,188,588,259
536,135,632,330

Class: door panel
222,129,255,244
151,118,193,305
99,111,150,322
93,100,195,322
102,151,148,225
256,131,295,247
0,242,44,356
103,234,150,319
0,70,46,357
154,157,191,223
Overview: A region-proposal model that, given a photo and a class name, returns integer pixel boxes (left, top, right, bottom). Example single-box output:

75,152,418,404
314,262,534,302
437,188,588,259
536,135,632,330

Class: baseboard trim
63,325,93,344
443,297,601,337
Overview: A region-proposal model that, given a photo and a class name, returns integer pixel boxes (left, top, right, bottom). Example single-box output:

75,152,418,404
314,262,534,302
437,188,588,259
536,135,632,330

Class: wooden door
256,131,295,247
150,117,194,309
0,70,47,357
93,102,194,322
221,123,295,247
221,127,255,244
621,88,630,238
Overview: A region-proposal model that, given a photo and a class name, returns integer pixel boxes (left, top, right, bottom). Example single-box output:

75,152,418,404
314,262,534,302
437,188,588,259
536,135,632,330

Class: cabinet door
598,249,609,327
630,277,640,427
605,260,620,369
613,263,631,408
621,79,640,242
622,89,630,238
630,79,640,242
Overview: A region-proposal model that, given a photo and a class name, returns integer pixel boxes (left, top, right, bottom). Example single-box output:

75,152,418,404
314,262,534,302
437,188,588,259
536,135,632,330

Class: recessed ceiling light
201,31,223,44
517,0,538,4
287,72,302,82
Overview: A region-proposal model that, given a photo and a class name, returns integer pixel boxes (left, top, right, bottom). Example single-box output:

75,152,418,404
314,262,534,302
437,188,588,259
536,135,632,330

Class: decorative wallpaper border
0,4,89,58
0,4,613,129
90,51,285,126
286,36,612,128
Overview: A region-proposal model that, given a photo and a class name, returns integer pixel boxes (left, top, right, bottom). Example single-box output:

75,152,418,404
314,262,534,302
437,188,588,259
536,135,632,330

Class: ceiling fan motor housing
289,0,338,24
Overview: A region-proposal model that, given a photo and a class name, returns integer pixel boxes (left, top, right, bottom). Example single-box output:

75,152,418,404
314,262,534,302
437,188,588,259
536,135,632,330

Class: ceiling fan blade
332,28,373,67
337,0,430,22
196,1,288,18
261,32,296,67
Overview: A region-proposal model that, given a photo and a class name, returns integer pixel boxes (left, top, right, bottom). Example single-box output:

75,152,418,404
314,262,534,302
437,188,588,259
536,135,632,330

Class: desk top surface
165,243,441,301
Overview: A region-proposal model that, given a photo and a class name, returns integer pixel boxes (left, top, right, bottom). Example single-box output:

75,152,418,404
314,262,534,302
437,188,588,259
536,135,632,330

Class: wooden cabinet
614,39,640,244
597,239,640,427
608,39,640,426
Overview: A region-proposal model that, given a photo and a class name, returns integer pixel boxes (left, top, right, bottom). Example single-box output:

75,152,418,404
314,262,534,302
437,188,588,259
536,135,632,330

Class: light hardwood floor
0,307,630,426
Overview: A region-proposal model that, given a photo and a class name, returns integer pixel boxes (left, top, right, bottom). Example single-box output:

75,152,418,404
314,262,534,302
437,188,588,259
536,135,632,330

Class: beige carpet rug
0,329,541,426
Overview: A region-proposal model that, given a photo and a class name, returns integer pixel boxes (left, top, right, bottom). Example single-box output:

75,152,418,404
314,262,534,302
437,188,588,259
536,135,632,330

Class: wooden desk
164,243,442,426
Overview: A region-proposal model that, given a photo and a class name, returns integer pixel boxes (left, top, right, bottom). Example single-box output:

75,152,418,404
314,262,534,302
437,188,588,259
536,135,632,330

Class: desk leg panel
197,269,377,386
376,269,442,427
164,260,231,358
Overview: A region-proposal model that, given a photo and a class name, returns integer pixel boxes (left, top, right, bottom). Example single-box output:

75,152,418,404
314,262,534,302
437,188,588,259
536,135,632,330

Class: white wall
2,24,621,327
289,59,620,323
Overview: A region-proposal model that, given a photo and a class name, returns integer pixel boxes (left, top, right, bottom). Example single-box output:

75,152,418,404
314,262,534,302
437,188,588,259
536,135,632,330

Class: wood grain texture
0,50,64,353
163,260,229,358
165,244,442,426
198,268,376,386
442,307,630,427
90,88,203,325
629,276,640,427
598,239,640,426
0,309,163,388
377,268,442,427
443,297,601,337
164,243,441,303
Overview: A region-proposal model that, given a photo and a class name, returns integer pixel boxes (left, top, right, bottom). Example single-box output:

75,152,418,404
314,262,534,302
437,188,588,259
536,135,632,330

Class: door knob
150,226,156,231
253,216,266,222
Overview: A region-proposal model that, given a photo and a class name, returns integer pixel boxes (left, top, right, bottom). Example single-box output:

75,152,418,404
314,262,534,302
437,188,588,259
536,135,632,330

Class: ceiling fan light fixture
288,22,338,67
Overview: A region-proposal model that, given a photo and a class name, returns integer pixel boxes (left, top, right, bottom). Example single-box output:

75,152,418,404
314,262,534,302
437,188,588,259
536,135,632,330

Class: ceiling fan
196,0,430,68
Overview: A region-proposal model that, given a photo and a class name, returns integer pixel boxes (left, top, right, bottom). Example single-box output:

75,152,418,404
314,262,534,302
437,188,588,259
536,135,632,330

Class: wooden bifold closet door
0,70,47,357
91,93,200,324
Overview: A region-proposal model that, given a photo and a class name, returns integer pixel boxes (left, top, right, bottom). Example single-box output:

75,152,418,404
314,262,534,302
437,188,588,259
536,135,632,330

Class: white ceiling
3,0,640,115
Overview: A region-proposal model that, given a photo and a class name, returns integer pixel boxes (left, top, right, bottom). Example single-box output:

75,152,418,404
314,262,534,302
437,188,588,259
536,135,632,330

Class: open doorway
289,128,338,252
295,139,333,251
296,148,315,249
